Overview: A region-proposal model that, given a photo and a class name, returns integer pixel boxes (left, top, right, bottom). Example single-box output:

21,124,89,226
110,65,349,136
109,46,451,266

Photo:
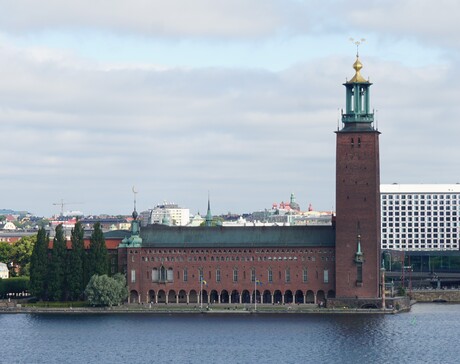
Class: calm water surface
1,303,460,364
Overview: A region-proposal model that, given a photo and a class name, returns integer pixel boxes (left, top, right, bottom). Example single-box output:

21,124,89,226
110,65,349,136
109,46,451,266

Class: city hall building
118,55,383,308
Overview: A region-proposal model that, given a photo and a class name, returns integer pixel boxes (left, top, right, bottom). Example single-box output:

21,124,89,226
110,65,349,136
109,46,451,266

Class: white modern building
0,262,9,279
147,203,190,226
381,184,460,251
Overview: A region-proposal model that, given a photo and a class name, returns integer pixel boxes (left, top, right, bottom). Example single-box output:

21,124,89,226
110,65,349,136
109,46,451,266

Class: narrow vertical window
131,269,136,283
216,268,221,282
303,267,308,283
357,264,363,283
183,268,188,282
285,268,291,283
167,268,173,282
199,268,203,282
323,269,329,284
233,269,238,282
152,268,158,282
251,268,256,283
268,269,273,283
160,266,167,282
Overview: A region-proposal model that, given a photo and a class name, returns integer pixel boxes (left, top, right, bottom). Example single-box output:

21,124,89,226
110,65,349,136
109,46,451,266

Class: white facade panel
380,184,460,251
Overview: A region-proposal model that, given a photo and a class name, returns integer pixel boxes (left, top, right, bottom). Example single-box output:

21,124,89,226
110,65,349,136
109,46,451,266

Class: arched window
159,266,167,282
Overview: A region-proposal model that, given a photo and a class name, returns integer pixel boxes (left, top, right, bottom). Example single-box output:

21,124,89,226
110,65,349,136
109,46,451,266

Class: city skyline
1,1,459,216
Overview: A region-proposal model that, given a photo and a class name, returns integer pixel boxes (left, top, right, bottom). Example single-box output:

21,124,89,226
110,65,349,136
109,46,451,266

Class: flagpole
254,276,257,311
200,278,203,310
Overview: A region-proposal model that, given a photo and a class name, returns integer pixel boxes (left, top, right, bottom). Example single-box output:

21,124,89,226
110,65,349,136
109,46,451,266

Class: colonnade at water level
129,289,336,305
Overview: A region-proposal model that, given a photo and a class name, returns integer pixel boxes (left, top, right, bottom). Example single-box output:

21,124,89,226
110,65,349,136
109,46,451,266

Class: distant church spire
205,192,213,227
120,186,142,247
132,186,138,220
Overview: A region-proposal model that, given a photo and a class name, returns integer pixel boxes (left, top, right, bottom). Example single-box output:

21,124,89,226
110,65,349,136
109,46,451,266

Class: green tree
84,273,127,307
87,222,108,280
0,242,13,265
67,221,85,301
47,224,67,301
29,228,49,300
11,235,36,276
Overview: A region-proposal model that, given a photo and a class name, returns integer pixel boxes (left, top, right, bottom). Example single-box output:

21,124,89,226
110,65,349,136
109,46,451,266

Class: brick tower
334,54,381,301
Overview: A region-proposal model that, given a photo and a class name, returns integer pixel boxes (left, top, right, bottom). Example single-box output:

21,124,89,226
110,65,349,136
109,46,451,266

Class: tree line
29,221,109,301
0,235,35,276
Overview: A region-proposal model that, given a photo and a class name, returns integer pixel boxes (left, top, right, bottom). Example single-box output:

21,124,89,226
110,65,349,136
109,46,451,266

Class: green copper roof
139,225,335,248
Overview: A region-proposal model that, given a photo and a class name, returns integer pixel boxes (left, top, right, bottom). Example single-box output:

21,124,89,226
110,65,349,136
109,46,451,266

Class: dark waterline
2,303,460,364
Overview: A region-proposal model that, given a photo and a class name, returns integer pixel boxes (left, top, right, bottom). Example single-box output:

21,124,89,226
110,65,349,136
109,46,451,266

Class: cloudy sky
1,0,459,217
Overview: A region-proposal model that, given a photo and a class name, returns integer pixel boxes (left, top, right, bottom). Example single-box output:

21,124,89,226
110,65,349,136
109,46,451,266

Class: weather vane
349,37,366,57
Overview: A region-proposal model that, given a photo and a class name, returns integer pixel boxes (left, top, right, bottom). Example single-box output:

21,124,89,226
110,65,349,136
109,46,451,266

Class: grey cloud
1,45,460,216
341,0,460,50
0,0,311,38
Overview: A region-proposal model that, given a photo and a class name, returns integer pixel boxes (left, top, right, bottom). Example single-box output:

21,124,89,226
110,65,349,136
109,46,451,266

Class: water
1,303,460,364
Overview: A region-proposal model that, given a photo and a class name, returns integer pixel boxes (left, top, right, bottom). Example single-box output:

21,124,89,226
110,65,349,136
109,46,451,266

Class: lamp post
381,265,386,310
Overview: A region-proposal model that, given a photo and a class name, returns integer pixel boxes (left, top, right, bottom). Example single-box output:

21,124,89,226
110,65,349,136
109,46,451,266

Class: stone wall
410,290,460,303
328,296,410,311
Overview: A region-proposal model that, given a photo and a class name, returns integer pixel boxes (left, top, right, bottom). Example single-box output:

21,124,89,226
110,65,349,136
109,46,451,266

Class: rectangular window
199,269,203,282
323,269,329,284
131,269,136,283
233,269,238,282
357,264,362,283
303,268,308,282
251,269,256,282
285,268,291,283
268,269,273,283
183,268,188,282
216,269,221,282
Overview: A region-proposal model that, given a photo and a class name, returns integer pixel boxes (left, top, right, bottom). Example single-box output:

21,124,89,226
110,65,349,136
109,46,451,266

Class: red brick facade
335,131,381,298
123,246,335,305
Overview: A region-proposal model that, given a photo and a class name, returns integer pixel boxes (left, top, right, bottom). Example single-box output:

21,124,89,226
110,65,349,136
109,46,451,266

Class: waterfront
1,303,460,363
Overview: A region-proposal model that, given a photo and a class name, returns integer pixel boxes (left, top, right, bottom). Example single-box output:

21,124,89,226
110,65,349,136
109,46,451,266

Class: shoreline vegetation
0,301,408,315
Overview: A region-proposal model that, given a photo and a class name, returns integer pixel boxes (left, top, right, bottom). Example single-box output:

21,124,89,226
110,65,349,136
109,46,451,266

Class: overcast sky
1,0,459,217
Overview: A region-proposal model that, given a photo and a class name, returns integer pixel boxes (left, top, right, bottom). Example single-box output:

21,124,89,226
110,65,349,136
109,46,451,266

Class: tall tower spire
334,49,382,303
205,191,213,227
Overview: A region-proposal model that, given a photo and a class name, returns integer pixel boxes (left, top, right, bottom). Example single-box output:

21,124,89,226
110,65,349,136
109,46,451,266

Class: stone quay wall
410,290,460,303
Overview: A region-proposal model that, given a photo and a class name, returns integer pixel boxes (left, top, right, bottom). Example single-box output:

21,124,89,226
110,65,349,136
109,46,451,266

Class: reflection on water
1,303,460,364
